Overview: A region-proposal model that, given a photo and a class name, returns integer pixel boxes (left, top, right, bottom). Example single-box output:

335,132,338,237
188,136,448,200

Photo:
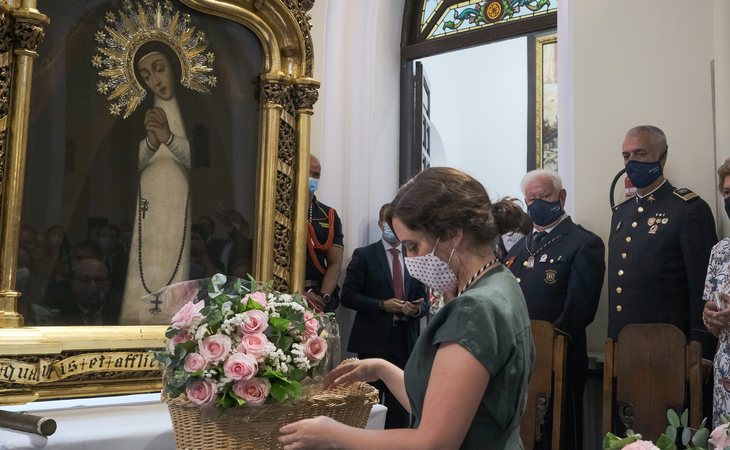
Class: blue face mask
625,153,665,188
724,197,730,221
382,223,399,245
308,177,319,193
527,198,564,227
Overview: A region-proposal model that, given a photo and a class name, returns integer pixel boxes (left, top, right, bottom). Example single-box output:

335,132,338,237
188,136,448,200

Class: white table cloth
0,393,387,449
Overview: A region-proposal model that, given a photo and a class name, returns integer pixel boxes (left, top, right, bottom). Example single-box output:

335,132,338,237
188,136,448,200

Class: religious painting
20,0,263,326
535,32,557,171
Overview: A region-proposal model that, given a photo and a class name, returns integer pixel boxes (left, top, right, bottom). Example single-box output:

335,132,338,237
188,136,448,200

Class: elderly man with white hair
504,169,605,450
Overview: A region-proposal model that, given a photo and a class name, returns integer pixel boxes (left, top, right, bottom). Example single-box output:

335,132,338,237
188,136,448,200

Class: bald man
303,155,344,313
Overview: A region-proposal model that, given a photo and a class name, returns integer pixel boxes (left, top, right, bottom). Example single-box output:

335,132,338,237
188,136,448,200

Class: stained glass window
419,0,558,40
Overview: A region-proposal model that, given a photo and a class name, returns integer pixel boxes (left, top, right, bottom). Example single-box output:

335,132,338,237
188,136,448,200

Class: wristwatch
321,293,332,304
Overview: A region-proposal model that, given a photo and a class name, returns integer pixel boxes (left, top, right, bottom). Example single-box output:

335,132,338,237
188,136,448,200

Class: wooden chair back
602,323,702,442
520,320,567,450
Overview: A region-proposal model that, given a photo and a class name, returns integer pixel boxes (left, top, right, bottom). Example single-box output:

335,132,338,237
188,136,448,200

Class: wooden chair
602,323,702,442
520,320,568,450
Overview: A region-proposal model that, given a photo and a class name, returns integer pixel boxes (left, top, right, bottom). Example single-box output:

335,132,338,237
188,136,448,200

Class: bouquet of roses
603,409,730,450
154,274,330,410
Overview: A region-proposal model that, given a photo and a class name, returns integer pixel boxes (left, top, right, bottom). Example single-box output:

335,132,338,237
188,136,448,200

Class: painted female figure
119,41,191,324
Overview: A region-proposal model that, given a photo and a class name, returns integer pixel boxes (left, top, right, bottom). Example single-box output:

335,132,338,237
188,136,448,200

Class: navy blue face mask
724,196,730,221
625,152,666,188
527,198,564,227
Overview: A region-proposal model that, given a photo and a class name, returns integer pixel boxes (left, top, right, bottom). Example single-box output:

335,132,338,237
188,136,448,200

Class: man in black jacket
341,203,428,428
505,169,605,450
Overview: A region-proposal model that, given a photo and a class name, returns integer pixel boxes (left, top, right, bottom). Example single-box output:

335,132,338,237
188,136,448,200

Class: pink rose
223,352,258,381
623,441,659,450
239,310,269,334
710,423,730,448
185,379,217,406
237,333,269,361
303,335,327,362
198,334,232,363
171,300,204,330
233,378,270,406
162,280,200,316
183,353,207,372
167,332,193,352
303,312,320,336
244,291,267,308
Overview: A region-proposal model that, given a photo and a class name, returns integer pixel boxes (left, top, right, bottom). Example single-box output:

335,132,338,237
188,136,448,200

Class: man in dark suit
505,169,605,450
341,203,428,429
608,125,718,420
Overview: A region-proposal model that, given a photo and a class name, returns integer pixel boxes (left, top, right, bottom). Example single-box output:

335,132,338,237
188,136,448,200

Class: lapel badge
524,256,535,269
648,194,656,202
661,218,668,224
649,224,658,234
544,269,557,284
615,220,622,232
647,217,656,226
539,254,548,263
505,256,516,268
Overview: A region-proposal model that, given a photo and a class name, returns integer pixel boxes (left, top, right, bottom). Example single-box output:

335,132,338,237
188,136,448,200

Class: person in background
303,155,343,313
279,167,534,449
341,203,429,428
55,257,120,325
700,158,730,428
504,169,605,450
607,125,718,422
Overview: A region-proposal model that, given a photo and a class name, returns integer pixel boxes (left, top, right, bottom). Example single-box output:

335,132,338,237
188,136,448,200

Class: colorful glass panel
421,0,442,32
427,0,558,39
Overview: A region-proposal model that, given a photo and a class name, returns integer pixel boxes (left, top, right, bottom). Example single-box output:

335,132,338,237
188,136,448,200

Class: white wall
419,37,528,202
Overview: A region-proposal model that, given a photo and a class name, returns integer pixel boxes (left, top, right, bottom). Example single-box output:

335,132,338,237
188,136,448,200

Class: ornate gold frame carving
0,0,318,404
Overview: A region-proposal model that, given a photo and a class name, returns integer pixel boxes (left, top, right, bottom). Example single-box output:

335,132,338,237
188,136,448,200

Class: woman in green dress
279,167,535,450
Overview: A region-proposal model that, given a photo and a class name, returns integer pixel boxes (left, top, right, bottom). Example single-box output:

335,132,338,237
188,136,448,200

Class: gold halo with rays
92,0,216,118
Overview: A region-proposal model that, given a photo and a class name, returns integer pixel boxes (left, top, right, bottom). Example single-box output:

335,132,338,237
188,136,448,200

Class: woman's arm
279,342,490,450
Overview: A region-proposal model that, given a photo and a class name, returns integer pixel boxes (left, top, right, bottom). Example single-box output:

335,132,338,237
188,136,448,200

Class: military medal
540,254,548,263
524,256,535,268
648,217,656,226
649,224,658,234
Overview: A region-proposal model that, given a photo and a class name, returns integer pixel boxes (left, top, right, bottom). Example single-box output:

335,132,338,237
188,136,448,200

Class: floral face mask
403,237,457,295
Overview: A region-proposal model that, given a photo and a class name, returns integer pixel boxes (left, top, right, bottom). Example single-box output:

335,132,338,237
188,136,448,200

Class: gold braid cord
91,0,216,118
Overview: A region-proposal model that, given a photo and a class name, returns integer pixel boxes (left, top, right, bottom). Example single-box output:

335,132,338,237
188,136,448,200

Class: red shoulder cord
307,207,335,275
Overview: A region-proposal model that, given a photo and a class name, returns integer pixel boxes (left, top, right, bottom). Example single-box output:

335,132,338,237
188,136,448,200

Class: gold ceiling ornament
91,0,216,118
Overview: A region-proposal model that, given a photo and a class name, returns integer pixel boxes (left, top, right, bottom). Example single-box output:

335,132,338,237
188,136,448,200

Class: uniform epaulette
612,196,634,210
673,188,699,202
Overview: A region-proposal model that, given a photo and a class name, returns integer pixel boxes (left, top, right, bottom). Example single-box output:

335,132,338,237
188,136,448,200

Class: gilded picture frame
0,0,318,404
535,32,557,171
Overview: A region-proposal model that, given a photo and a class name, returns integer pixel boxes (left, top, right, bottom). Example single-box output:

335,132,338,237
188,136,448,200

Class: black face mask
625,151,667,188
527,198,564,227
724,196,730,221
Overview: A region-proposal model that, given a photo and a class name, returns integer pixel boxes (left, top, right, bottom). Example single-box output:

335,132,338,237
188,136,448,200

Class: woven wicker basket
164,381,379,450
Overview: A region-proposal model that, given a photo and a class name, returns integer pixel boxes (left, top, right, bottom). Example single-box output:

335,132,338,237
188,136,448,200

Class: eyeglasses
73,276,109,285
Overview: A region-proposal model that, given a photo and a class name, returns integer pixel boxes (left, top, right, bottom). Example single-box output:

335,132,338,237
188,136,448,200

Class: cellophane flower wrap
154,274,331,410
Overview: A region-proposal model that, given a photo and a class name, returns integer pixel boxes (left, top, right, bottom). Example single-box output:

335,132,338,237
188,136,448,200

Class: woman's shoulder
711,238,730,258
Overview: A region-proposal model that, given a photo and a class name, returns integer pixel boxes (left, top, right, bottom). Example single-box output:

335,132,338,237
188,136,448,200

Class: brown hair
391,167,524,247
718,157,730,191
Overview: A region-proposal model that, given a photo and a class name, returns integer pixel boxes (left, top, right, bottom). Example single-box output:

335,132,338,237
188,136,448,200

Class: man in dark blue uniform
505,169,605,450
341,203,428,428
303,155,343,313
607,125,718,421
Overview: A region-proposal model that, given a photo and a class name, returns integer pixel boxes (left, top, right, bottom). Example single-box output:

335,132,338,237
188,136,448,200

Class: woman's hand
278,416,341,449
144,107,172,148
323,358,382,389
703,294,730,337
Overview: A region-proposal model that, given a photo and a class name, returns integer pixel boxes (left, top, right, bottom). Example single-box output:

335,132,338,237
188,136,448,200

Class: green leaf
165,327,177,339
680,408,689,427
245,299,264,311
681,426,691,446
270,317,290,332
269,382,289,402
692,427,709,446
665,425,677,441
656,434,678,450
668,409,681,427
288,369,307,382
